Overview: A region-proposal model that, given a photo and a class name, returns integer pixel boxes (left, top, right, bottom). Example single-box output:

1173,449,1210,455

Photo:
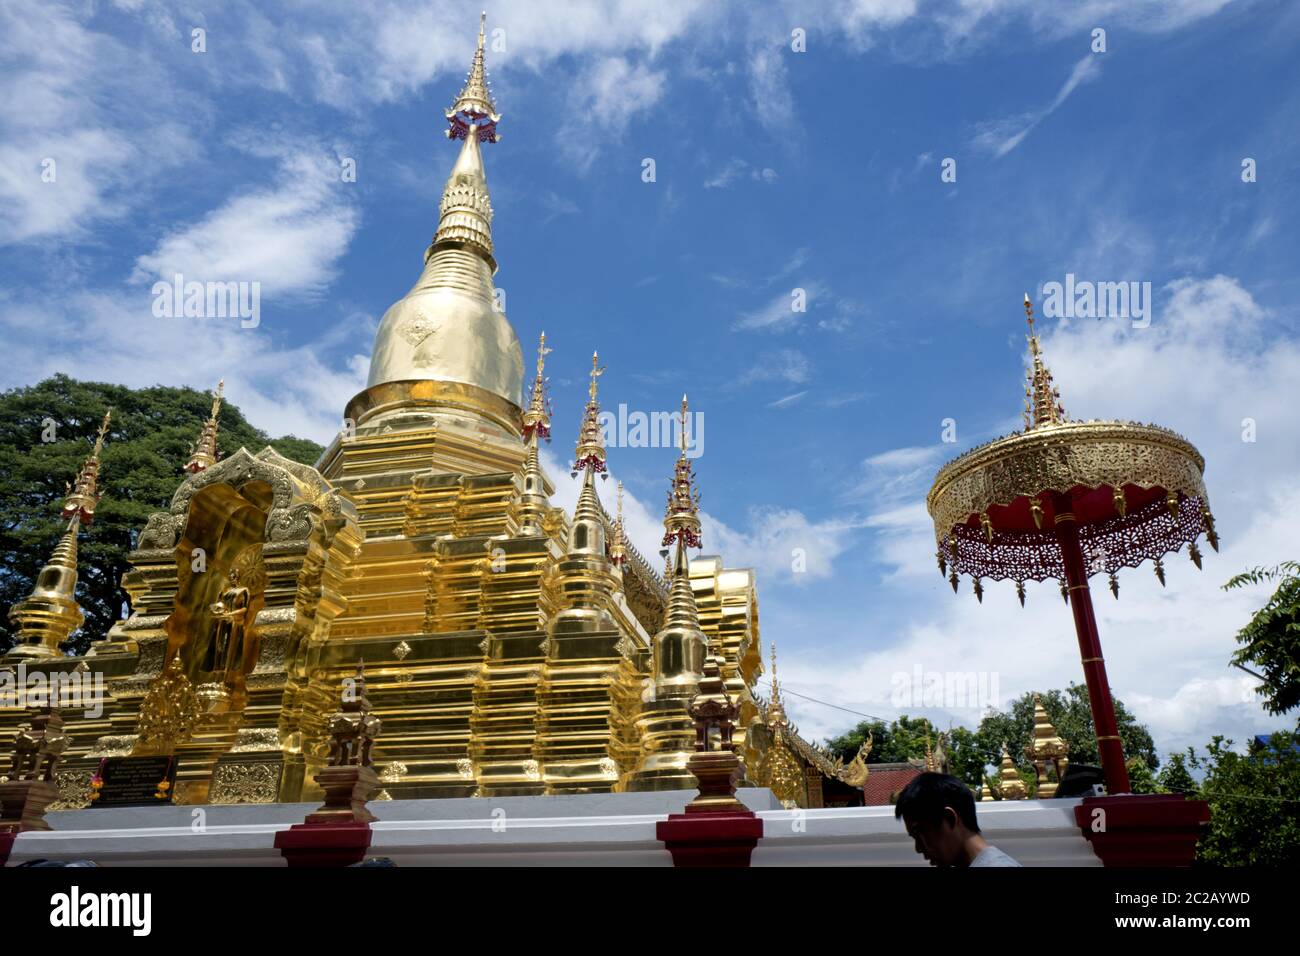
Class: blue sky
3,0,1298,760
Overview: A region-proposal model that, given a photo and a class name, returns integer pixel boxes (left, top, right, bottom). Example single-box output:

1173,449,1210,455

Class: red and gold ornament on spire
445,12,501,143
572,351,607,477
522,331,552,443
662,395,702,550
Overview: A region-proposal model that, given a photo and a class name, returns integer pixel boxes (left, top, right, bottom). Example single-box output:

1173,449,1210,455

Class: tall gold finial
572,351,607,476
609,481,627,567
924,731,936,772
997,744,1028,799
61,410,110,525
446,11,500,142
185,379,224,474
1022,294,1066,430
661,394,701,550
522,332,552,442
769,641,783,711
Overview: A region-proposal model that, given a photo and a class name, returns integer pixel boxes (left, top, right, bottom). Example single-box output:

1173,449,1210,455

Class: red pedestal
657,811,764,867
0,831,15,867
1074,794,1211,867
274,820,373,867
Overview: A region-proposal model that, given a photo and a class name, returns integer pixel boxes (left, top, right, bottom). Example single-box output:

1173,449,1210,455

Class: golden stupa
1,16,865,810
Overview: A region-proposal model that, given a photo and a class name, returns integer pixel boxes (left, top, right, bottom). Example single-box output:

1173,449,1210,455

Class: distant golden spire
768,640,786,725
445,11,500,142
61,410,110,524
572,351,607,476
1022,294,1066,430
609,480,627,567
522,331,552,442
185,379,224,474
924,731,936,772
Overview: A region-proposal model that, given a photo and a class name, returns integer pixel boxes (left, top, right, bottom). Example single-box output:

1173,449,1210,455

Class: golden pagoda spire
572,351,607,476
61,410,110,524
609,480,627,568
445,11,500,142
7,413,111,660
924,731,936,772
767,640,786,725
661,395,701,550
516,333,553,537
356,14,524,422
563,351,609,558
185,379,224,474
1022,293,1066,430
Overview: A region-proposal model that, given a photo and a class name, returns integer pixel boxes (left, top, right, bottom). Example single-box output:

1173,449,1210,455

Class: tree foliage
0,375,324,653
1223,562,1300,715
1187,727,1300,866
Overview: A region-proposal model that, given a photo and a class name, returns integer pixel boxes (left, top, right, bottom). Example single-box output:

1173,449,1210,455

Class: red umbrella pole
1052,493,1132,795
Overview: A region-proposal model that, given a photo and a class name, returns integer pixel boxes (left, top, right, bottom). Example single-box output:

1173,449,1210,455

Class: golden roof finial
924,730,936,772
767,640,787,727
1022,294,1066,430
522,332,552,442
998,743,1028,799
661,394,702,550
61,409,111,525
572,351,607,476
1026,693,1070,798
609,480,627,567
446,11,500,142
185,379,224,474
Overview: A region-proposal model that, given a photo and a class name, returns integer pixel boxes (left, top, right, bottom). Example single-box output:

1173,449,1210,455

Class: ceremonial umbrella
927,297,1219,794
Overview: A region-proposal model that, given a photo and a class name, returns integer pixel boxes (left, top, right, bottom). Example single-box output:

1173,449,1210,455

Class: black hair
893,772,980,833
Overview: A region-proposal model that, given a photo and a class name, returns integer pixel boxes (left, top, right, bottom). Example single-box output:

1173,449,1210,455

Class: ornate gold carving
209,761,281,804
456,758,474,778
393,640,412,660
88,735,137,757
381,761,407,783
229,728,282,753
49,769,95,810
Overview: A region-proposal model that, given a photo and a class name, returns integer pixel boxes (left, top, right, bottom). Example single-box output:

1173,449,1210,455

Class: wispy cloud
971,55,1101,157
767,389,808,408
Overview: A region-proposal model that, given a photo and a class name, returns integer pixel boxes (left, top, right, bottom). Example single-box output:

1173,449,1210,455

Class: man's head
894,772,981,867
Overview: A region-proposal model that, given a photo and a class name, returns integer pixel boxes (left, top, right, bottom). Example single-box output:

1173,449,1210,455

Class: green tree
1222,562,1300,715
1157,751,1198,795
825,715,940,764
0,375,324,654
1188,726,1300,866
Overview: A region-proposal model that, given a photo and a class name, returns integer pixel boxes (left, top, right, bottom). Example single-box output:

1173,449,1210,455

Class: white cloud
132,145,359,298
738,349,812,385
0,1,194,244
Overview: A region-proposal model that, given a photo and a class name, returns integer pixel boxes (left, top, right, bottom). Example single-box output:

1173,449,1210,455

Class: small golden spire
185,380,224,474
661,394,701,550
924,731,935,772
61,410,110,524
522,331,552,442
516,334,553,537
609,481,627,567
768,641,785,725
445,11,500,141
572,351,607,476
1022,294,1066,430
